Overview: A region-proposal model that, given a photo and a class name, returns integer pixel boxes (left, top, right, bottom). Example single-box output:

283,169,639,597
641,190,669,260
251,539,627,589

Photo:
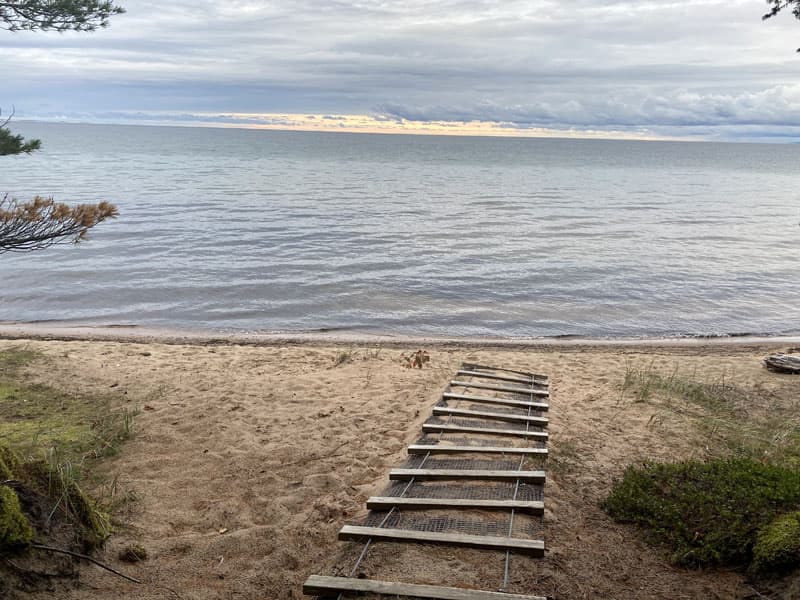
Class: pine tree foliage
764,0,800,21
0,125,41,155
1,110,41,155
0,194,118,253
1,2,123,252
0,1,124,32
763,0,800,51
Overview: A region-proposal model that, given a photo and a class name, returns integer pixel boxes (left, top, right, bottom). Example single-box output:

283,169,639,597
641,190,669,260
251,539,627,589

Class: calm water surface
1,122,798,338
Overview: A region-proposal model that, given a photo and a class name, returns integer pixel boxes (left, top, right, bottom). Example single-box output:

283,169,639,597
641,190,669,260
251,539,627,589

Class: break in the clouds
2,0,800,141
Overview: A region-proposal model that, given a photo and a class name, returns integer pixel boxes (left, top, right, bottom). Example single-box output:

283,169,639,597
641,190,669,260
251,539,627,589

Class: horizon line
15,111,691,143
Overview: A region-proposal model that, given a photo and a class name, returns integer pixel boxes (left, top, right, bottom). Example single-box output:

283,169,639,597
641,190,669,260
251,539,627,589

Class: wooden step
462,363,548,382
366,496,545,514
338,525,545,556
423,423,548,440
303,574,547,600
408,444,547,456
433,406,548,427
450,380,549,397
443,392,549,411
456,370,536,386
389,469,545,483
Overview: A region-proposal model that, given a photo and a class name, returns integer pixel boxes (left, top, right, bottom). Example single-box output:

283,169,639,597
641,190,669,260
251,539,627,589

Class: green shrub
603,458,800,568
0,443,19,480
752,512,800,574
0,486,33,551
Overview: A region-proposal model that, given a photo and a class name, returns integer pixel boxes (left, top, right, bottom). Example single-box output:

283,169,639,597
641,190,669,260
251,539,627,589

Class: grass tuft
332,346,358,366
332,346,384,367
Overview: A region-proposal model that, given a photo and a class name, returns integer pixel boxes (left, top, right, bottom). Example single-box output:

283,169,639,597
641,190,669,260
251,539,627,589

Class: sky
2,0,800,141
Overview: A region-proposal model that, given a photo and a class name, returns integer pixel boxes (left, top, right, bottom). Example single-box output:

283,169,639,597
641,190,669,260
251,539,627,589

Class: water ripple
1,122,799,337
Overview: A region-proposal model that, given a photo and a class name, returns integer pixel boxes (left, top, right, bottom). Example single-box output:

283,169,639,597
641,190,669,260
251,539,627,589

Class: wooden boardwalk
303,362,550,599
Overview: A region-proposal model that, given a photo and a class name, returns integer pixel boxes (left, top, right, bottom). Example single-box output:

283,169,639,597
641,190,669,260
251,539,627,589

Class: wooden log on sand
764,354,800,374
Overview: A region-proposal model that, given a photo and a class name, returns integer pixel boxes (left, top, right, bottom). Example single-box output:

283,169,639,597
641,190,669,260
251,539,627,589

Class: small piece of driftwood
764,354,800,374
31,544,141,584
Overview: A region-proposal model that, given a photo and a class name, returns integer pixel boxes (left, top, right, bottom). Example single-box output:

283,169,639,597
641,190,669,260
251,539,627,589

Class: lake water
1,121,798,338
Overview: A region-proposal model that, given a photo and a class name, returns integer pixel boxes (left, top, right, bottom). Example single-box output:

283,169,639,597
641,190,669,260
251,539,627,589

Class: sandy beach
1,331,797,599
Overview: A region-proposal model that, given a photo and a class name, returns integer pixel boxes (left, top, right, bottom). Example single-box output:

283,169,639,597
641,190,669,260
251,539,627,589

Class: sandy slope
1,336,795,599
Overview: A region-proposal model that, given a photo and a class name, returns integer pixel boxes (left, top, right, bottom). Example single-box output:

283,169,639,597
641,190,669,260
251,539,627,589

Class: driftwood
763,354,800,374
31,544,141,584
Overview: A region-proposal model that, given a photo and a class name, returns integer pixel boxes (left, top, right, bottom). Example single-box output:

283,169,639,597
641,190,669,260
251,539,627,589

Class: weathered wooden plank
433,406,548,427
443,392,549,411
366,496,545,514
450,380,549,396
338,525,545,556
462,363,548,382
423,423,548,440
408,444,547,456
303,574,547,600
457,370,535,385
389,469,546,483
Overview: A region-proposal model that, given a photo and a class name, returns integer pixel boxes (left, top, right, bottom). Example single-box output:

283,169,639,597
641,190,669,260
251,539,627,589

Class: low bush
752,512,800,574
0,442,19,480
0,486,33,551
603,458,800,569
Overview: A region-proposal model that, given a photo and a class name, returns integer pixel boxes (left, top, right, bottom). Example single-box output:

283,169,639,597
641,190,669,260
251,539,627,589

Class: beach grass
0,347,137,555
0,347,136,463
622,360,800,465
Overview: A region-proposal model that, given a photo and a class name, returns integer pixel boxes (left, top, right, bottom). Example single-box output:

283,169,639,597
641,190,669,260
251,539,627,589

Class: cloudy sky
3,0,800,141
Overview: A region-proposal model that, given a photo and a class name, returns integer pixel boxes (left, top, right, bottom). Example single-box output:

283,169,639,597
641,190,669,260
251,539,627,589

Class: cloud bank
2,0,799,141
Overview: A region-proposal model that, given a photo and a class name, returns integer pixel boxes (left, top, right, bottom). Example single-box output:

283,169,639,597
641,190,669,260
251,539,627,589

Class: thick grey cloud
2,0,799,140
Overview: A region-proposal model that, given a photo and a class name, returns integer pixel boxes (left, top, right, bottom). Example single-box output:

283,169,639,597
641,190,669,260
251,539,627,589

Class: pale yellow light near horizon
178,112,673,141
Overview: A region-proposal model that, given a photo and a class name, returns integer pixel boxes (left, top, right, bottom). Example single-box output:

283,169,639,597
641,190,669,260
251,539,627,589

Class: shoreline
1,321,798,349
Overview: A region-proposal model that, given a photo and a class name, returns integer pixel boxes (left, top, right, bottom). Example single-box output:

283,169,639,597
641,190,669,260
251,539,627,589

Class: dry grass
622,360,800,465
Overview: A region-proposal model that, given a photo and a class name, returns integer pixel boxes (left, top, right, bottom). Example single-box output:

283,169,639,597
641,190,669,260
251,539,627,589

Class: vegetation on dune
0,440,20,479
0,348,135,459
603,458,800,570
621,361,800,465
752,512,800,574
0,485,34,549
0,347,135,558
606,362,800,578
